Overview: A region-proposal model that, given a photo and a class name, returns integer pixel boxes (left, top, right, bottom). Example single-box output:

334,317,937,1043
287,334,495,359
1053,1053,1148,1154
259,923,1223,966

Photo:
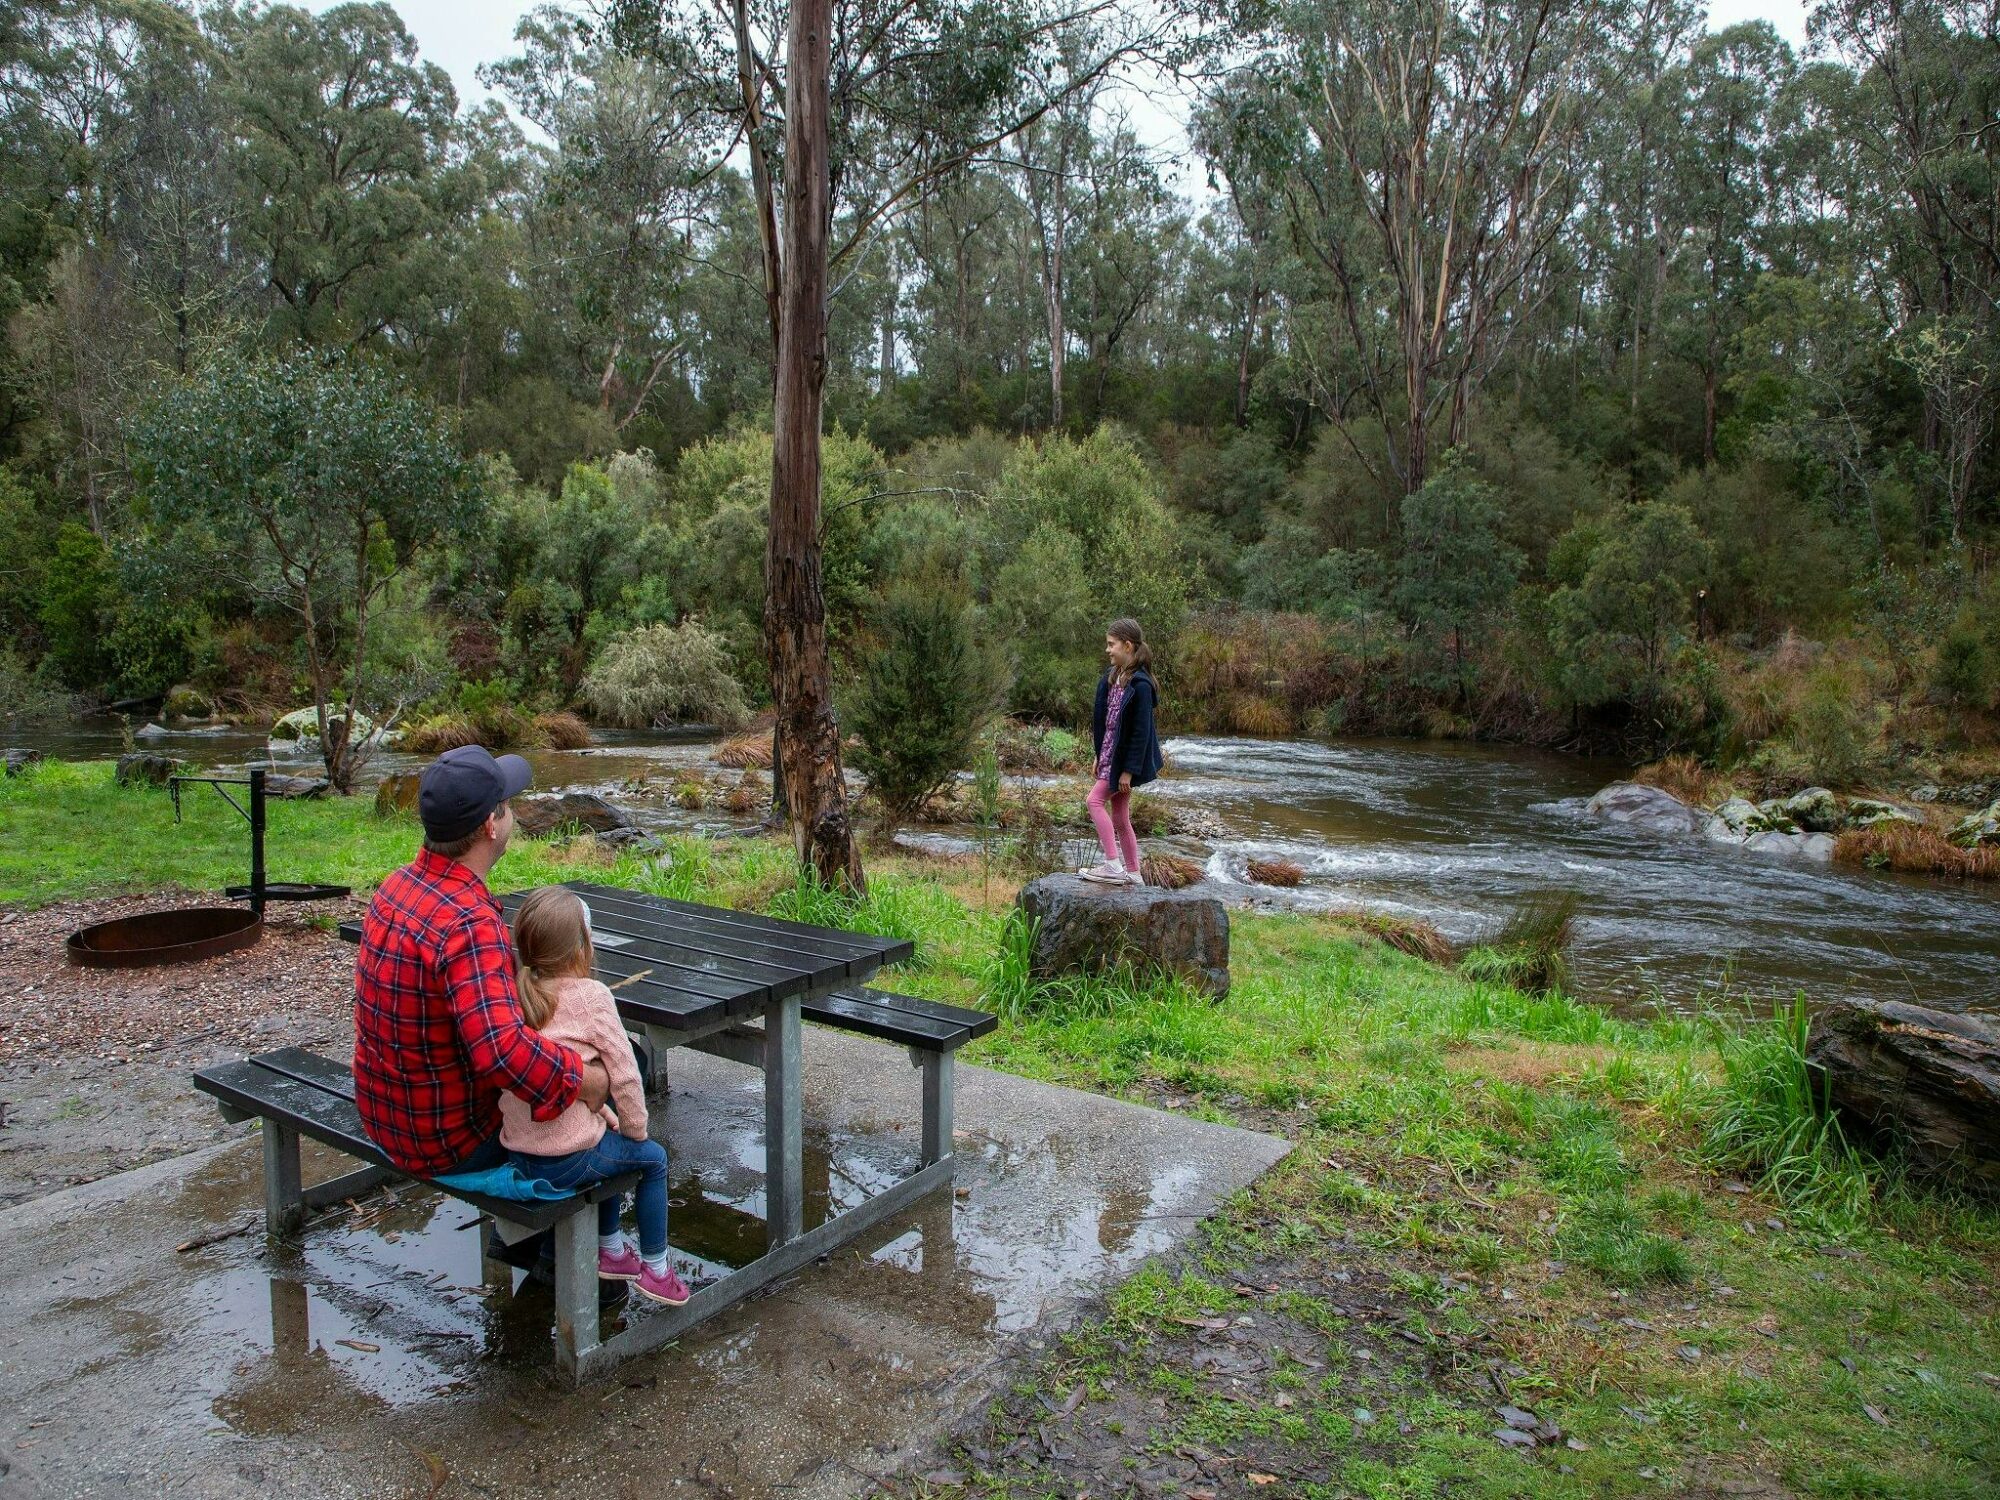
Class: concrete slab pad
0,1029,1289,1499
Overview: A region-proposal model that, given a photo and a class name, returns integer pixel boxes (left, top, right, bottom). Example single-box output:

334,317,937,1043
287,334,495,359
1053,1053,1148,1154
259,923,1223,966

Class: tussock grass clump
1703,997,1875,1231
714,732,774,769
1246,856,1305,887
531,710,591,749
1142,853,1205,889
1335,911,1453,966
1634,753,1725,807
1458,890,1579,994
1835,821,2000,879
399,715,482,753
1227,696,1292,738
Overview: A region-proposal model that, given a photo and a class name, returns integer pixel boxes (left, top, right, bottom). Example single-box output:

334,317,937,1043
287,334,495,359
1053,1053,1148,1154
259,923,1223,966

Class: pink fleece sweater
498,975,648,1156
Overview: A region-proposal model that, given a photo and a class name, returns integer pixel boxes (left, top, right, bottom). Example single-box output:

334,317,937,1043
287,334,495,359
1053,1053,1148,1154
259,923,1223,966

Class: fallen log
1806,999,2000,1197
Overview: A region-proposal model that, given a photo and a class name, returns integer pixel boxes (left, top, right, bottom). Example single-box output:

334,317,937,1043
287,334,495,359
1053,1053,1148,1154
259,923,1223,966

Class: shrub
847,584,1003,833
1782,663,1872,786
584,620,749,730
1933,625,1995,710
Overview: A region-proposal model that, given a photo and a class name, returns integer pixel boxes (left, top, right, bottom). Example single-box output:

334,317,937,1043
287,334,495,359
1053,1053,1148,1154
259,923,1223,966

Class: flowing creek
16,721,2000,1016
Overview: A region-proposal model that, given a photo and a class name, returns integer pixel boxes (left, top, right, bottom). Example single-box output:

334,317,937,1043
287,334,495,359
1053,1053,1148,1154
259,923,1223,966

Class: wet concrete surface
0,1029,1289,1498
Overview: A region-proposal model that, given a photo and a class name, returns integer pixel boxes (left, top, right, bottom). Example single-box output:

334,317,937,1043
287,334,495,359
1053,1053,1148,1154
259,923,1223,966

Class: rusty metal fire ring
65,907,265,969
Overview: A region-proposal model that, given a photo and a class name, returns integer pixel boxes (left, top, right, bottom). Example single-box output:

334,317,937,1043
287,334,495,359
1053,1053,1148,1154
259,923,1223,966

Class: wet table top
494,881,914,1033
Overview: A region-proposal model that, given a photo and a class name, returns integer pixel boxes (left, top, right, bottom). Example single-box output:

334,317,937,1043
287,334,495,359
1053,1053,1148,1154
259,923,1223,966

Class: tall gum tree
605,0,1187,889
1231,0,1679,492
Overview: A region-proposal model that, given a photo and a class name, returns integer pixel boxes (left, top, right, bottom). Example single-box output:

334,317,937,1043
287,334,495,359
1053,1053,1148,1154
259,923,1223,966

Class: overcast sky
314,0,1816,172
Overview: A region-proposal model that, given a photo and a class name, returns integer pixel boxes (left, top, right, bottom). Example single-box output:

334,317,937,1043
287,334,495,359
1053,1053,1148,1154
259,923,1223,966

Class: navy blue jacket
1091,667,1164,788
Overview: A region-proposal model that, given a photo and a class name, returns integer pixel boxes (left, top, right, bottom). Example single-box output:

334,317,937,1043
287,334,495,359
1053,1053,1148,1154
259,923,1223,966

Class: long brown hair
512,886,594,1029
1107,617,1153,683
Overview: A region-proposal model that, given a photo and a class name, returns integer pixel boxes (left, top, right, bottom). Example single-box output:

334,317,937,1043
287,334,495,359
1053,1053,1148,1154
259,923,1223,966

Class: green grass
7,759,2000,1496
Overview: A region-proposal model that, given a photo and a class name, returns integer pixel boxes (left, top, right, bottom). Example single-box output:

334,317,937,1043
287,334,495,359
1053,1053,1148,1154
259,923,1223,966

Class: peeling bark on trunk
766,0,864,892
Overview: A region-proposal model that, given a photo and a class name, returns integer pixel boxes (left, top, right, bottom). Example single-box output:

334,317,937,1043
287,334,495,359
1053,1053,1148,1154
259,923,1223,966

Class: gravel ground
0,893,360,1208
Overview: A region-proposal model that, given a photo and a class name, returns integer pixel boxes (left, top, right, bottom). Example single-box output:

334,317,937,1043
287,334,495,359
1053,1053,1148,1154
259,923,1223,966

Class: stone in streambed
1777,787,1841,833
2,748,41,776
1742,830,1836,863
1847,798,1919,830
1807,999,2000,1197
1949,800,2000,849
514,791,635,838
1015,874,1230,999
1583,782,1709,836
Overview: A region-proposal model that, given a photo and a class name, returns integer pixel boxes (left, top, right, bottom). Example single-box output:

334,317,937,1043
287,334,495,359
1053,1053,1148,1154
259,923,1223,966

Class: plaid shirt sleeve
439,907,581,1121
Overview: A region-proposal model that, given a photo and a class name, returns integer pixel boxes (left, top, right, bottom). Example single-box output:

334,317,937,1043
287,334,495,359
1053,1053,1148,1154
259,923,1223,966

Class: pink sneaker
635,1260,691,1307
598,1243,644,1281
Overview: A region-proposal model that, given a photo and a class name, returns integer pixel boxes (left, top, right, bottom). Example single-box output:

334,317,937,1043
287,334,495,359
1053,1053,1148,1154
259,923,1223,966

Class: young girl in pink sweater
501,886,688,1307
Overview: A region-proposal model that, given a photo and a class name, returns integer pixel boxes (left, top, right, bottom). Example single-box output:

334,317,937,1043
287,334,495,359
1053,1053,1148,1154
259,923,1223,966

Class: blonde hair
512,886,594,1029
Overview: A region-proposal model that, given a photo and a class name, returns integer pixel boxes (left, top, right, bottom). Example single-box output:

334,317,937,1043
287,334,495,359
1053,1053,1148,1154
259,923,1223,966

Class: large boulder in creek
1847,798,1920,830
1015,874,1230,999
1777,786,1841,833
270,705,376,745
1582,782,1709,836
1807,1000,2000,1197
3,748,41,777
115,752,183,787
1949,800,2000,849
514,791,635,839
1741,829,1836,863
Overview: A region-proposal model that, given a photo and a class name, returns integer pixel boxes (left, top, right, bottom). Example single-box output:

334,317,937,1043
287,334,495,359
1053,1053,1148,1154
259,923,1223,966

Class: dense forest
3,0,1999,810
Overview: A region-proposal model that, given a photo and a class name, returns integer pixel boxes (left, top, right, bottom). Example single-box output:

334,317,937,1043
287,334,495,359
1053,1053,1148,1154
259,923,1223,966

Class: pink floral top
1097,679,1127,781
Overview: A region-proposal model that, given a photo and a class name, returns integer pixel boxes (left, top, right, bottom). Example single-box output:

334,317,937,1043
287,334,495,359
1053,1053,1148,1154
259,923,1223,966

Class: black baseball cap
418,745,533,841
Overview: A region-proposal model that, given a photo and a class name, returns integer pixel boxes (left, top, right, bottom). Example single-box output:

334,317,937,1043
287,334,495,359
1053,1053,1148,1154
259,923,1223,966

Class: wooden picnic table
490,880,942,1378
218,878,989,1383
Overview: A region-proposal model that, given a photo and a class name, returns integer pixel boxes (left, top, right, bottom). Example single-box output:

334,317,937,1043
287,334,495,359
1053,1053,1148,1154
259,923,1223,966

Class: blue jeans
512,1132,670,1259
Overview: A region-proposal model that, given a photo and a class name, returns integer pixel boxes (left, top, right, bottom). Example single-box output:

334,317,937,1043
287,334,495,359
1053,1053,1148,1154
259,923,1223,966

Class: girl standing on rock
1081,618,1165,885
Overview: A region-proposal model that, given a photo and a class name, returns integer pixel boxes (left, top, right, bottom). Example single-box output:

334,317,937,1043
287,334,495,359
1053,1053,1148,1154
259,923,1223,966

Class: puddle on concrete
163,1050,1236,1452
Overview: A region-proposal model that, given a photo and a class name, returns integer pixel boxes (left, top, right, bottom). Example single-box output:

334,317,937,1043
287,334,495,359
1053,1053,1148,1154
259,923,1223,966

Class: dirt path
0,895,359,1208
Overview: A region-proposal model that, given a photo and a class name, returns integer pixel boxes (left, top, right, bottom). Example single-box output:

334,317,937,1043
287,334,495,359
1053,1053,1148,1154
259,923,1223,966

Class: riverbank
2,760,1995,1495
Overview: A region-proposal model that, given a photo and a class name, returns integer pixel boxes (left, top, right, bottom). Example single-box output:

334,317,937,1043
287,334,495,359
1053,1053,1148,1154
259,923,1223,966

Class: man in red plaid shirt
354,746,610,1177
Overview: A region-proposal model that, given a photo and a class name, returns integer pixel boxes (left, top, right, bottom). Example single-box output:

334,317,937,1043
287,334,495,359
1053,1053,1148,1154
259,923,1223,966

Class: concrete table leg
262,1121,303,1238
551,1214,599,1382
764,994,803,1247
921,1052,955,1167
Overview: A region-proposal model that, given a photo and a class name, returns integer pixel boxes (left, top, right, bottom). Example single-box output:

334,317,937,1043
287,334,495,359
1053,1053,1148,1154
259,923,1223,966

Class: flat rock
1808,999,2000,1196
1742,830,1836,863
515,791,635,838
262,773,328,800
1016,874,1230,999
1583,782,1709,836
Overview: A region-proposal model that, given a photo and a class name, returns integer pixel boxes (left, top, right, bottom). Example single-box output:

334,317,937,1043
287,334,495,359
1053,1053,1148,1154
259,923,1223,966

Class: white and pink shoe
598,1242,644,1281
635,1260,692,1306
1078,861,1127,884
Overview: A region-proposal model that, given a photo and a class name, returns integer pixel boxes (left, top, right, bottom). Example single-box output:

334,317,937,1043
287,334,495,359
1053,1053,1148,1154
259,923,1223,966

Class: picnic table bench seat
193,1045,640,1235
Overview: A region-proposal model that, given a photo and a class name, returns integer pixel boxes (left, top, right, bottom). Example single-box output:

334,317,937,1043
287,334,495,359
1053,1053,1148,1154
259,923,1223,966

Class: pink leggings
1087,779,1141,870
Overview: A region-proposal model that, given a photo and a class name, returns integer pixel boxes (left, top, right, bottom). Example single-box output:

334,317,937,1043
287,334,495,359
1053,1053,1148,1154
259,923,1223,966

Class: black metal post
249,768,267,919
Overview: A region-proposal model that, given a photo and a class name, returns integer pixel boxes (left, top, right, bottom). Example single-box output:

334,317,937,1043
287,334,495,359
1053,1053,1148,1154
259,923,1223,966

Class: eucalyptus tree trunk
765,0,865,891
